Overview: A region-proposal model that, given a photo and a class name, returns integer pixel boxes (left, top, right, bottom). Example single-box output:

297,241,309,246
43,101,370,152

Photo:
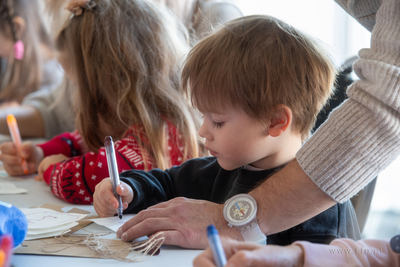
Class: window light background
237,0,400,239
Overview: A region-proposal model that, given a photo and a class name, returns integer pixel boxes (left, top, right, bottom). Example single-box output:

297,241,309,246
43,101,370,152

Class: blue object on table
0,201,28,247
207,225,227,267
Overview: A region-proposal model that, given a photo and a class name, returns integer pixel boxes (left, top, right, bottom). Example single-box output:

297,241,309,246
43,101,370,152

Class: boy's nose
198,122,213,141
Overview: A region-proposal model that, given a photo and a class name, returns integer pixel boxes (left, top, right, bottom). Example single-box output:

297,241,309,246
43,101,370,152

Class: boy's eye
212,121,224,128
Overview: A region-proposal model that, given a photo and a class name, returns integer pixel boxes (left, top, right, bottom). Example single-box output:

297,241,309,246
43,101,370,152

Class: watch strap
240,224,266,245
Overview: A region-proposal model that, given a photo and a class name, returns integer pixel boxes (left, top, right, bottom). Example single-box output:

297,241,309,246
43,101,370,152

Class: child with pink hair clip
0,0,63,105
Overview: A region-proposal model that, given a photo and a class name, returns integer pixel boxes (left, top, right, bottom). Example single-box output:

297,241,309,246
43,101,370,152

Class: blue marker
207,225,227,267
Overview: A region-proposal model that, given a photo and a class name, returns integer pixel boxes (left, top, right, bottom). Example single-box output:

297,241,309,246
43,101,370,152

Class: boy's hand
94,179,133,217
36,154,68,181
0,141,44,176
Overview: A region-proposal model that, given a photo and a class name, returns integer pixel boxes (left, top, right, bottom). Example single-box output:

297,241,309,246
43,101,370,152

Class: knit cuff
43,164,54,185
120,176,146,214
297,94,400,203
298,0,400,203
37,133,73,157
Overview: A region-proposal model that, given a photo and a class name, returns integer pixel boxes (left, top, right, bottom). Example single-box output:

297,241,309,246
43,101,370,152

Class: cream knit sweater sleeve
296,0,400,203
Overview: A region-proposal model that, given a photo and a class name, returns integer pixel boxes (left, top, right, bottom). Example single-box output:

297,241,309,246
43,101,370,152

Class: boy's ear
267,105,292,137
13,16,26,39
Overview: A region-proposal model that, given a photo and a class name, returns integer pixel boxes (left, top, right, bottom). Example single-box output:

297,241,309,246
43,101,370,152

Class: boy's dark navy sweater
120,157,360,245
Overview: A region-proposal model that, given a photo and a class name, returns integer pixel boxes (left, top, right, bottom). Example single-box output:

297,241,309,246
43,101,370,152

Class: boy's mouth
206,147,218,156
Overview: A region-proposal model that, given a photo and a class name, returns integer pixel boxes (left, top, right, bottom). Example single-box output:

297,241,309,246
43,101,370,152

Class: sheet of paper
15,237,132,258
0,162,9,177
27,222,78,235
20,208,87,230
0,182,27,194
25,229,72,241
0,169,9,177
90,214,136,232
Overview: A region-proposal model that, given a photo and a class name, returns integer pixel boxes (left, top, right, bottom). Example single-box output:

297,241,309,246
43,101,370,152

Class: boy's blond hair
182,15,336,140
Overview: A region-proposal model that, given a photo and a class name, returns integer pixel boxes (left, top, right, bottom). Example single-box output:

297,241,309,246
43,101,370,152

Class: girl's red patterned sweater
37,123,184,204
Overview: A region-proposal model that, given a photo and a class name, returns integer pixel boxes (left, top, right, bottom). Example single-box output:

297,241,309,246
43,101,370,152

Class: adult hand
193,239,304,267
116,197,242,248
0,101,20,109
93,179,132,217
36,154,68,181
0,141,43,175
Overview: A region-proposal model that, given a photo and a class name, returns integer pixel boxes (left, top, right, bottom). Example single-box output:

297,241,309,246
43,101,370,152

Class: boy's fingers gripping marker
6,114,28,174
118,184,125,194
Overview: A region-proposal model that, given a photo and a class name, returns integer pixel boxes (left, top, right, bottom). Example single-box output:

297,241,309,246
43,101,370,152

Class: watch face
224,194,257,226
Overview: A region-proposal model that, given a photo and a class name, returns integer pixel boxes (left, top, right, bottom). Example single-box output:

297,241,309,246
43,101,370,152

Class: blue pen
104,136,123,219
207,225,227,267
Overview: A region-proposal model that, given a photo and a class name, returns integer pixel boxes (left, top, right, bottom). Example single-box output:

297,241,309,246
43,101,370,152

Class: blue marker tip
207,225,227,267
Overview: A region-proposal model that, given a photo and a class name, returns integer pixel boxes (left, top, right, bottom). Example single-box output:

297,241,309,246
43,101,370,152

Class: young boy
93,15,361,245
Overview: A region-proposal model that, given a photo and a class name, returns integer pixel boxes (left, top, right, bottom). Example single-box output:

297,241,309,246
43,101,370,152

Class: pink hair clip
65,0,91,16
14,40,24,60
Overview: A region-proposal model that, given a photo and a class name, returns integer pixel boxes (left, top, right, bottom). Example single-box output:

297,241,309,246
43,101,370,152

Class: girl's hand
36,154,69,181
94,179,133,217
193,239,304,267
0,141,44,176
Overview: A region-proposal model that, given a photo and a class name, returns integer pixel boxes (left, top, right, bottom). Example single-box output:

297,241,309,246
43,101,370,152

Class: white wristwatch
223,194,266,245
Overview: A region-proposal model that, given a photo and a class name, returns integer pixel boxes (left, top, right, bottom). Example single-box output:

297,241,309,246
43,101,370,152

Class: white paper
20,208,87,230
27,222,78,235
25,229,71,241
90,214,136,232
0,182,27,194
0,163,9,177
0,169,9,177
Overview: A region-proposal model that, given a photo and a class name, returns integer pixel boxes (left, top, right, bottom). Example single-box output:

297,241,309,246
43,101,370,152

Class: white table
0,134,203,266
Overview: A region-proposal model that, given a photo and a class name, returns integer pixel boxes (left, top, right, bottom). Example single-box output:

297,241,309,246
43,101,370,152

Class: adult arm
295,238,399,267
0,60,67,139
252,0,400,236
297,0,400,203
21,79,76,139
193,238,399,267
0,80,75,139
0,105,45,137
334,0,380,32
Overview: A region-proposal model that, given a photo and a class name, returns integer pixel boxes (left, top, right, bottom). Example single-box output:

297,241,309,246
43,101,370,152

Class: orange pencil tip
6,114,16,124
